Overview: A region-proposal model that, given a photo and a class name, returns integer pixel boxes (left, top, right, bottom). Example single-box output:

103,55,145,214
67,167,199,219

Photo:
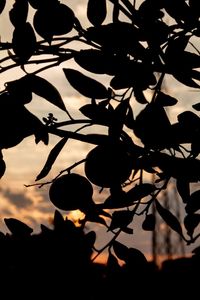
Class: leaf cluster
1,0,200,262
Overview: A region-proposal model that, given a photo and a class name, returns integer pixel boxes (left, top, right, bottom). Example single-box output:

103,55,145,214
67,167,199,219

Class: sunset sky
0,0,200,263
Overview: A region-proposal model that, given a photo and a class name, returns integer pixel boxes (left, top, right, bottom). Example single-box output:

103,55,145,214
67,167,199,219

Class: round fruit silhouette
33,3,75,42
49,173,94,211
0,157,6,179
84,143,132,188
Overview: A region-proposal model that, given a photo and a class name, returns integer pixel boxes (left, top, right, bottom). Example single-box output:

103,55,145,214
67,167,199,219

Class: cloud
0,187,33,209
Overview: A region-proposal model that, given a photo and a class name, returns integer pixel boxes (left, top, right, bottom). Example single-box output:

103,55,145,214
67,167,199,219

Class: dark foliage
0,212,199,299
1,0,200,293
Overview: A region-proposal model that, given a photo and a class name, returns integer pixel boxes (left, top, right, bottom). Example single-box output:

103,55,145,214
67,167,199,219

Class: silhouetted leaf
85,230,96,248
4,218,33,236
138,0,164,21
0,0,6,14
142,214,156,231
40,224,52,236
134,103,174,149
9,0,28,27
87,0,107,26
36,137,68,181
182,52,200,69
28,0,41,9
126,183,156,203
177,179,190,204
184,213,200,237
109,210,133,231
25,75,66,112
107,252,120,270
79,103,112,124
141,19,169,46
74,49,118,75
155,153,200,182
12,22,36,63
113,240,129,261
85,213,107,226
192,245,200,256
53,210,65,230
155,199,183,237
5,77,32,104
191,69,200,81
111,61,156,90
125,105,135,129
109,99,130,138
85,22,143,55
134,89,148,104
173,70,200,88
192,102,200,111
125,247,148,268
0,93,48,149
155,92,178,106
191,138,200,158
177,111,200,127
101,188,128,209
166,34,189,56
186,190,200,214
163,0,191,22
63,68,109,99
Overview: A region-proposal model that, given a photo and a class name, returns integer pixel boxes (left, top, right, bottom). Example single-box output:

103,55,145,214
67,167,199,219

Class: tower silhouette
152,180,185,266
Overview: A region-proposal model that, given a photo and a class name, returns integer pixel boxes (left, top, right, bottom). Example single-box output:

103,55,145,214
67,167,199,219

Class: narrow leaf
53,210,65,230
25,75,66,112
186,190,200,214
173,71,200,88
109,210,133,231
127,183,156,202
36,137,68,181
85,231,96,248
107,252,120,270
109,99,130,138
134,88,148,104
113,240,129,261
63,68,109,99
184,214,200,237
4,218,33,236
79,103,112,124
126,248,148,267
155,199,183,237
176,179,190,203
192,102,200,111
142,214,155,231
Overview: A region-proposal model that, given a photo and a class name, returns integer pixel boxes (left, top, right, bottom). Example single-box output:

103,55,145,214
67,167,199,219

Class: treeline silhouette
0,211,199,299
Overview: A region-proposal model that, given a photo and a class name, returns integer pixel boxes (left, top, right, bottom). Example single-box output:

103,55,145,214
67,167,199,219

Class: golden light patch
67,209,85,227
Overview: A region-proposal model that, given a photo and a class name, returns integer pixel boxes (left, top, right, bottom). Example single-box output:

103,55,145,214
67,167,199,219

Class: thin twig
24,158,86,188
91,229,121,262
